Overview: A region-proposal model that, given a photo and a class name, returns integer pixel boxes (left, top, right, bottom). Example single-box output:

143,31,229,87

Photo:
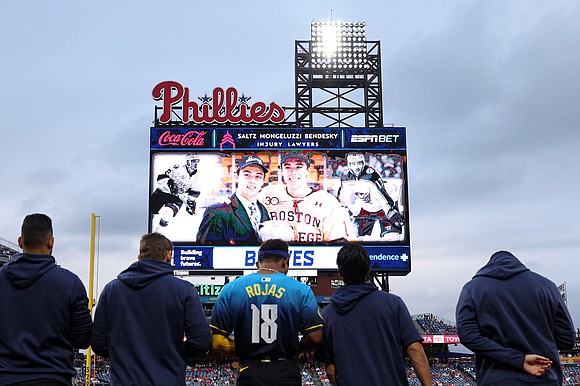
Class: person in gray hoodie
321,242,431,386
0,213,92,386
91,232,211,386
456,251,575,385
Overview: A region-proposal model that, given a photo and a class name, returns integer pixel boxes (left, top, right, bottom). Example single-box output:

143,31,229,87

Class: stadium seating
0,239,19,268
72,355,580,385
414,313,458,335
562,362,580,385
68,311,579,386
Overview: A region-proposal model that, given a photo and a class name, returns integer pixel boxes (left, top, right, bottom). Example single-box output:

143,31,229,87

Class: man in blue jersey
210,239,323,386
91,233,212,386
321,242,431,386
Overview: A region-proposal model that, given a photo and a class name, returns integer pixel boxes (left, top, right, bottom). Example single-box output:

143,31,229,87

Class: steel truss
295,40,383,128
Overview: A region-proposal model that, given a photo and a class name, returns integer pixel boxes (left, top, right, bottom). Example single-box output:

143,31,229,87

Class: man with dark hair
210,239,323,386
197,155,270,245
322,242,431,386
259,152,351,243
456,251,575,385
92,233,212,386
0,213,92,386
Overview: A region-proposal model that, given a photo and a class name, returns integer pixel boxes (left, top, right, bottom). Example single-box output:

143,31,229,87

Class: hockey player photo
150,153,203,236
338,152,406,241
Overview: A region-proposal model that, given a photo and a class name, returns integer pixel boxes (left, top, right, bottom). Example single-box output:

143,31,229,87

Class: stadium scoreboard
149,125,411,275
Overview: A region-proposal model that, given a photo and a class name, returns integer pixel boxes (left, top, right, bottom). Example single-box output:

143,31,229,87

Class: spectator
210,238,323,386
0,213,92,386
321,242,431,385
92,233,212,385
456,250,575,385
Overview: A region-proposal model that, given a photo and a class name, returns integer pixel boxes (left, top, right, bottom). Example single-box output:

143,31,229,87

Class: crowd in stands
414,313,458,335
70,353,580,385
0,239,19,269
455,359,477,380
185,360,236,385
0,241,19,258
75,355,481,386
562,363,580,385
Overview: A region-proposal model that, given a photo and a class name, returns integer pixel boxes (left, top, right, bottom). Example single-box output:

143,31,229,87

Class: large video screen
149,127,411,274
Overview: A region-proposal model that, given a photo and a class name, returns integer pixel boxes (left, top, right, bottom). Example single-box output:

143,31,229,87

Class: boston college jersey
259,185,351,243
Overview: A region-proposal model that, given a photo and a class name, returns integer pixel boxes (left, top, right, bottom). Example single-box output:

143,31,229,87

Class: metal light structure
310,21,368,70
296,21,391,290
295,21,383,128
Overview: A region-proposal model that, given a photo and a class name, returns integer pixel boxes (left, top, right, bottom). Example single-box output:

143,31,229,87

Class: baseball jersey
210,272,323,361
259,185,351,243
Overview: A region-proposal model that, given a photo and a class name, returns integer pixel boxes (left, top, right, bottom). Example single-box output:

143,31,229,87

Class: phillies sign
153,81,285,124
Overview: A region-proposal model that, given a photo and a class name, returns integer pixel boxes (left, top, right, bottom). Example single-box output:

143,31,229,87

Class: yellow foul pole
85,213,97,386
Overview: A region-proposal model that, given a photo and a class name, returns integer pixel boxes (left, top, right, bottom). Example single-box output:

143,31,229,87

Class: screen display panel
149,127,410,274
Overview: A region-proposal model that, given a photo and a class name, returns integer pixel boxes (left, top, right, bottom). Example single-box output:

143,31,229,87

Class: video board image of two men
149,151,407,246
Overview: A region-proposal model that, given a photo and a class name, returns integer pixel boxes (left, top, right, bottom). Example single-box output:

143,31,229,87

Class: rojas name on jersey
245,283,286,299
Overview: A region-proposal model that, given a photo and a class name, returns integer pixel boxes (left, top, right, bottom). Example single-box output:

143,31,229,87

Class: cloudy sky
2,1,579,328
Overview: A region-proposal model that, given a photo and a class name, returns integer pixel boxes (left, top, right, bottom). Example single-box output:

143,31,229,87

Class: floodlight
311,21,367,69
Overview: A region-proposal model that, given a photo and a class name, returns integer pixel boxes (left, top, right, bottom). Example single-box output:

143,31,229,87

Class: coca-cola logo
157,130,208,147
152,81,285,124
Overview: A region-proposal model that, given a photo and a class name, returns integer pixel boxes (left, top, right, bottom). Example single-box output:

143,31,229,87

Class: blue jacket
0,253,92,386
92,259,212,386
322,282,422,386
456,251,575,385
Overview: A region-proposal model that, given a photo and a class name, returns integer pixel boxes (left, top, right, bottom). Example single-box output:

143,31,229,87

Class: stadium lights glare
310,21,367,69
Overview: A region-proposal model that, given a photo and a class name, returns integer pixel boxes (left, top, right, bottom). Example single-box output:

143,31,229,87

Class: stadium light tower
295,20,383,127
310,21,368,70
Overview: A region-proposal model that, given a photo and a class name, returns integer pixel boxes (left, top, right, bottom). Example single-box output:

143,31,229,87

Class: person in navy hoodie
0,213,92,386
456,251,575,385
91,233,212,386
321,242,431,386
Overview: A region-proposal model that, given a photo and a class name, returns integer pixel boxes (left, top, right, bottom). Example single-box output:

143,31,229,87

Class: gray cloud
1,0,579,327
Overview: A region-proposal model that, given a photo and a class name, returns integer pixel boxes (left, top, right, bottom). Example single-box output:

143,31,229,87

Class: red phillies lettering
153,81,285,124
152,81,185,123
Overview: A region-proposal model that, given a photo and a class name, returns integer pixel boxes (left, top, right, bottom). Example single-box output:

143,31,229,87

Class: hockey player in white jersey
150,153,202,232
338,152,405,238
259,152,351,244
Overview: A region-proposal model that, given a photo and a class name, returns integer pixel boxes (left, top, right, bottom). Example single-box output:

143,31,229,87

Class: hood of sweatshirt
473,250,529,280
117,259,173,290
2,253,57,289
330,282,378,315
